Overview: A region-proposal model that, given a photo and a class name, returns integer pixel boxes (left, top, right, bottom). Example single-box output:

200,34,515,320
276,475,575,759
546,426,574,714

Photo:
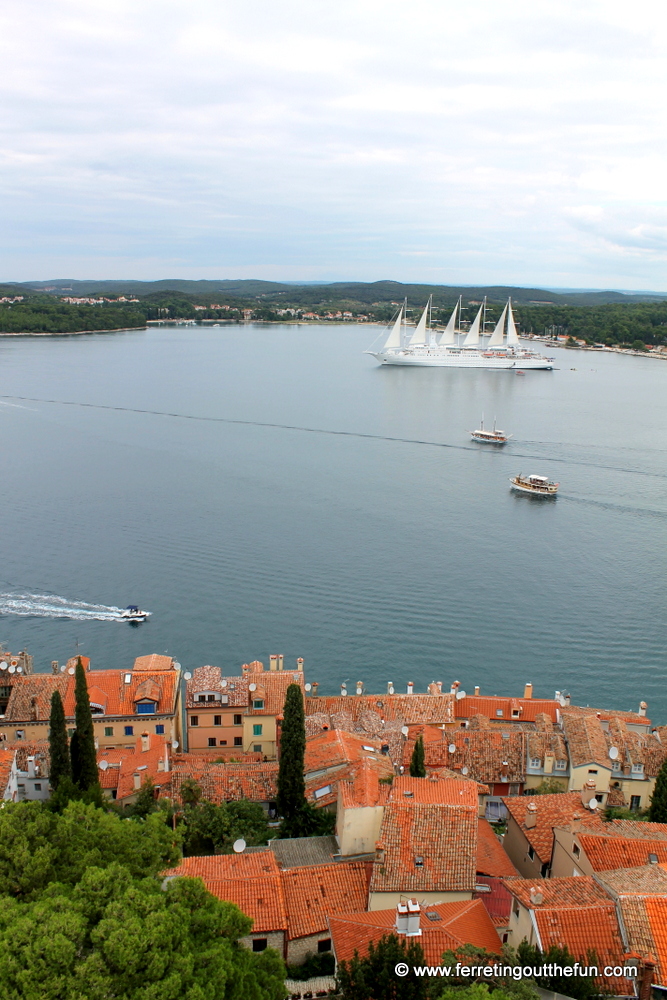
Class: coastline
0,326,148,337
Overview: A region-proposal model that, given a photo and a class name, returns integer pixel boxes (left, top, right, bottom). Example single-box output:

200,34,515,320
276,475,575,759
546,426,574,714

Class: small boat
515,370,525,376
510,474,559,496
470,414,511,445
119,605,151,622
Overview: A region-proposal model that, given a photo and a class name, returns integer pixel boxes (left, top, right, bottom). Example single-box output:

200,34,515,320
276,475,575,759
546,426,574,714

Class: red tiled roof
165,757,278,804
578,834,667,871
595,863,667,896
503,792,605,864
1,674,69,723
307,756,393,808
281,862,368,939
329,899,501,966
0,747,15,797
407,728,526,785
504,876,611,909
370,798,477,894
339,759,392,809
562,704,651,726
454,695,559,724
2,740,49,774
533,906,632,994
163,850,281,880
305,730,386,775
133,654,175,672
246,670,305,716
64,668,178,719
390,774,479,808
305,694,454,726
206,877,287,933
477,819,519,877
186,666,248,709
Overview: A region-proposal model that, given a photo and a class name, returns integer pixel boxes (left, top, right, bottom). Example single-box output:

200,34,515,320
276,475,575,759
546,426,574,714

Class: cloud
1,0,666,288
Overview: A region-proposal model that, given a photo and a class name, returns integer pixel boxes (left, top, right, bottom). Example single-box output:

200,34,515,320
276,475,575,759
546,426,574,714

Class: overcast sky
2,0,667,288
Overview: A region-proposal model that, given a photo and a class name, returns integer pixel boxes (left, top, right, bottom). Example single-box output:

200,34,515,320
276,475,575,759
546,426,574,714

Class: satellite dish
8,664,15,674
448,743,456,753
0,662,7,671
68,667,75,675
60,664,66,672
221,679,227,687
233,838,246,853
305,683,312,692
16,666,22,673
589,798,599,810
462,766,469,775
341,689,348,696
99,760,109,771
249,683,257,692
401,726,409,737
172,740,179,749
455,690,466,700
183,671,192,681
173,662,182,670
609,746,619,760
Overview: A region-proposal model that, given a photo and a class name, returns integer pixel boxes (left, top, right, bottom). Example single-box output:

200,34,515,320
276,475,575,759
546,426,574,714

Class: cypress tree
48,689,71,790
649,759,667,822
276,683,306,821
409,735,426,777
71,657,99,791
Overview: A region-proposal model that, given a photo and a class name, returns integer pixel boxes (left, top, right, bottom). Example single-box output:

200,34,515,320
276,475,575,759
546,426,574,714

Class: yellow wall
369,890,472,910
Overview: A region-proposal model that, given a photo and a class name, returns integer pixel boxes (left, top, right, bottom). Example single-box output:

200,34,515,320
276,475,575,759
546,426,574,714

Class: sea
0,323,665,720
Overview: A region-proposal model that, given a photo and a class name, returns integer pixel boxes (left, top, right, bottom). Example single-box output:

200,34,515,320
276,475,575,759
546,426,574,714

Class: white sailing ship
366,297,554,370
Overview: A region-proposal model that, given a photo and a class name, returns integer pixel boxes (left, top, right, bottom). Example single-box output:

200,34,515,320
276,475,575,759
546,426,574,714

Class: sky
2,0,667,289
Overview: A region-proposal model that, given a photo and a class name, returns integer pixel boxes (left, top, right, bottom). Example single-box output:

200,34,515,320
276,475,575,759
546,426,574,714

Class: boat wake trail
0,593,126,621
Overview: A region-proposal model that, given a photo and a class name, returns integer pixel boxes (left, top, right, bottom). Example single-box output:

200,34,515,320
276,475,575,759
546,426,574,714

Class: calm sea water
0,324,665,720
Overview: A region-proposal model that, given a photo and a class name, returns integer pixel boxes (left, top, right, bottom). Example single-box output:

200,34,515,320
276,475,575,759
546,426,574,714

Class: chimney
396,902,409,935
278,654,284,671
474,686,480,696
27,756,36,778
269,655,278,672
164,745,170,773
311,682,319,697
356,680,364,696
133,772,141,790
296,657,304,672
375,842,385,863
157,758,164,772
51,660,59,675
341,683,347,696
525,802,538,829
436,681,442,694
524,683,533,700
387,681,395,695
639,958,655,1000
406,899,421,935
639,701,647,717
581,778,597,806
529,887,544,906
571,812,582,833
407,681,414,695
564,693,571,706
450,680,460,695
141,732,150,752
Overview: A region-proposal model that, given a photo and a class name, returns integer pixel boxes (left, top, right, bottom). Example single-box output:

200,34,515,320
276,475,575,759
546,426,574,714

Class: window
414,856,424,867
496,709,503,717
252,939,267,952
234,714,242,726
512,710,520,717
253,724,263,736
208,738,217,747
16,730,25,739
630,795,641,811
318,939,332,953
34,783,42,791
314,785,331,799
530,758,541,768
573,843,580,858
207,694,216,702
220,740,227,745
612,761,621,771
528,846,535,861
555,759,567,770
155,724,164,735
197,695,206,703
253,744,262,752
214,715,222,726
137,701,156,714
512,900,520,919
234,736,243,746
190,716,199,727
124,726,134,736
541,863,550,878
631,764,644,774
67,729,74,737
104,727,113,737
253,699,264,710
588,769,598,774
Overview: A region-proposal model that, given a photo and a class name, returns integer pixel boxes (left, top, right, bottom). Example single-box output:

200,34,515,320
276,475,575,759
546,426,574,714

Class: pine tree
71,657,99,791
276,683,306,821
48,689,71,790
649,759,667,822
409,735,426,778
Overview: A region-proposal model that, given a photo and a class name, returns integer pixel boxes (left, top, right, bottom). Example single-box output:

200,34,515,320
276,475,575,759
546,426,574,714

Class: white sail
506,299,519,345
487,304,508,347
463,304,483,347
409,298,430,347
437,298,459,345
383,306,404,349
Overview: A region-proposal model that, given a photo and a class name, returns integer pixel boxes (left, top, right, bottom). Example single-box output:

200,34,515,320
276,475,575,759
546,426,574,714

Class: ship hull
370,350,554,370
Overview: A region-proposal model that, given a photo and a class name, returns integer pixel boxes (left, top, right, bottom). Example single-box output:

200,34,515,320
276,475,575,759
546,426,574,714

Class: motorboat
510,474,559,496
119,605,151,622
470,415,510,444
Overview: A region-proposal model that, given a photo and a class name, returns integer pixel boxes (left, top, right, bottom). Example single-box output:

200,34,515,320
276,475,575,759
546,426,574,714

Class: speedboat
119,605,151,622
510,474,558,497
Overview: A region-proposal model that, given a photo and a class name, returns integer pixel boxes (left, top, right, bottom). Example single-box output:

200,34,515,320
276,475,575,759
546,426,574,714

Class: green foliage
286,950,335,980
0,800,180,900
276,684,306,821
432,946,538,1000
125,777,159,819
516,942,601,1000
48,690,71,790
528,778,567,795
649,758,667,822
0,864,286,1000
337,932,429,1000
179,795,270,856
279,801,336,840
71,658,99,793
410,736,426,778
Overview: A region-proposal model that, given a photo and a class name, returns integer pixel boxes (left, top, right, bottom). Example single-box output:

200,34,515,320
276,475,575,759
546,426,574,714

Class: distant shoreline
0,326,147,337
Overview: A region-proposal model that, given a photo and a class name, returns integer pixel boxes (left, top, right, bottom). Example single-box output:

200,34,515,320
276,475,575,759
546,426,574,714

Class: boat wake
0,592,128,621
